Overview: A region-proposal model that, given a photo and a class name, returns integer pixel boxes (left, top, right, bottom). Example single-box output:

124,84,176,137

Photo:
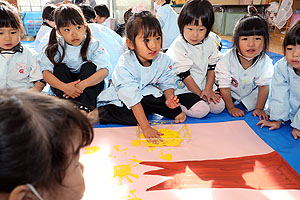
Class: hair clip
132,4,145,14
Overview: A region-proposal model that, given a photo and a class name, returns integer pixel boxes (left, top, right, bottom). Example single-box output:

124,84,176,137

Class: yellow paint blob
84,146,100,154
114,145,128,152
128,189,142,200
114,164,139,184
141,128,183,147
160,153,173,161
131,140,141,147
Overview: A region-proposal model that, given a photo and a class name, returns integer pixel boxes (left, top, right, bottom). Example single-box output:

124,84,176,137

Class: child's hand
165,95,180,109
256,120,281,130
62,80,83,98
200,89,221,104
292,128,300,140
252,108,269,120
143,127,164,144
228,107,244,117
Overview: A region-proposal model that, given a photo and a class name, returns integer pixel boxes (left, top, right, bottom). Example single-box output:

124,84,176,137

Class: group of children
0,0,300,198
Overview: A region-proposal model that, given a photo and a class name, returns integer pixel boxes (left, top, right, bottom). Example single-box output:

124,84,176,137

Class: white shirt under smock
156,4,180,50
268,57,300,130
34,24,52,54
88,23,124,80
98,50,176,109
40,37,111,76
0,45,42,89
215,49,274,111
166,34,219,95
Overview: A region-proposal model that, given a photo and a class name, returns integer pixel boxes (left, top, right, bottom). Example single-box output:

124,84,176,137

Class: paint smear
114,145,128,152
140,128,183,147
128,189,142,200
84,146,100,154
114,164,139,184
160,152,173,161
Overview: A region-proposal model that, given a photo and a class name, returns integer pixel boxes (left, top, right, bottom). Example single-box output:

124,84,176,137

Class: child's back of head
79,4,96,23
94,4,109,18
0,88,94,200
42,4,56,21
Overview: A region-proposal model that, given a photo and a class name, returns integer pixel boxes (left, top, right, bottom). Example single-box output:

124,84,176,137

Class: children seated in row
0,89,93,200
89,11,186,142
40,4,111,111
0,2,45,92
94,4,115,30
167,0,225,119
34,4,56,53
215,7,274,120
257,20,300,140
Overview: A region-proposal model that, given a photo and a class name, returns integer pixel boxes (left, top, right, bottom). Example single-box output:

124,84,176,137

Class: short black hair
233,14,269,53
79,4,96,22
42,4,56,21
94,4,109,18
283,20,300,55
178,0,214,39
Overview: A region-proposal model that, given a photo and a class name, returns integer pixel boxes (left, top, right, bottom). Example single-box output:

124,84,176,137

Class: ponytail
45,28,65,65
80,25,91,62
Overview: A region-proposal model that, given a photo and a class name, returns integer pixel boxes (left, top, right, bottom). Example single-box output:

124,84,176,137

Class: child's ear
56,28,62,36
126,38,134,50
8,185,33,200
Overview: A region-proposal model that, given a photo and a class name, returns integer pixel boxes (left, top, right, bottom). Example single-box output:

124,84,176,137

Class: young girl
0,3,45,92
89,11,186,143
40,4,111,111
0,89,94,200
257,20,300,139
166,0,225,119
215,8,274,119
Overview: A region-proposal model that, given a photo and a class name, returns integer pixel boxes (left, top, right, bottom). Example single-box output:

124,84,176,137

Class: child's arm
252,85,269,120
30,81,45,92
43,70,83,98
164,88,179,109
201,70,221,104
75,68,108,91
220,88,244,117
292,128,300,140
183,75,202,97
131,102,163,143
256,120,281,130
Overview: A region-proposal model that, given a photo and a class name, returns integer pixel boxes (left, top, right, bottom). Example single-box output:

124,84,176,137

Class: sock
180,100,210,119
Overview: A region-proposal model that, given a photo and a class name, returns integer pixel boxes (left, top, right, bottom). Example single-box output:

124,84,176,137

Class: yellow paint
114,145,128,152
129,158,142,164
114,164,139,184
160,152,173,161
141,128,183,147
131,140,141,147
128,189,142,200
84,146,100,154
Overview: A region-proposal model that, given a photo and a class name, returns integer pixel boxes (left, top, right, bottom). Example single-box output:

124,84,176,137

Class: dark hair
42,4,56,21
0,89,93,193
94,4,109,18
125,10,162,50
124,7,133,23
233,11,269,54
283,20,300,55
178,0,214,39
0,3,24,35
46,4,92,65
79,4,96,23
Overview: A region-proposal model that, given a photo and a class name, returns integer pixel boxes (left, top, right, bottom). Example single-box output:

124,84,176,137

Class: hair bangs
238,18,267,37
142,16,162,38
55,5,85,29
0,6,21,29
285,24,300,46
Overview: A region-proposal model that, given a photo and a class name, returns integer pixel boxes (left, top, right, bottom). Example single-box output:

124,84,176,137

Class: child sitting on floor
215,7,274,119
257,20,300,139
0,89,94,200
0,2,45,92
89,10,186,143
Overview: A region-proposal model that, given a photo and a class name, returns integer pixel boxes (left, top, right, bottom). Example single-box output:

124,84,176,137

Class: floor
220,32,284,55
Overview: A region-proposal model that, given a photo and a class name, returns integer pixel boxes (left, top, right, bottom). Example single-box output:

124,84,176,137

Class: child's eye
199,28,205,31
64,28,70,32
255,37,262,40
76,26,81,30
286,47,293,51
156,36,161,41
11,31,17,34
144,38,149,43
241,37,248,41
0,32,3,35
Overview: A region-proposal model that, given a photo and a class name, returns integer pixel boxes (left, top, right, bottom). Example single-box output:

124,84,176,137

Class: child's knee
180,101,210,118
209,99,225,114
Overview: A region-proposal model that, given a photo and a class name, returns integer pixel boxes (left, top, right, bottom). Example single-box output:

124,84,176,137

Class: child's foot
175,112,186,123
87,109,99,125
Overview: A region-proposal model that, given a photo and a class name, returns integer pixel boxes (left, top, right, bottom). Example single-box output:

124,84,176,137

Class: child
154,0,180,50
166,0,225,119
115,7,133,37
79,4,124,86
94,4,115,30
89,11,186,143
40,4,111,111
215,7,274,119
257,21,300,139
0,3,45,92
34,4,56,53
0,89,94,200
